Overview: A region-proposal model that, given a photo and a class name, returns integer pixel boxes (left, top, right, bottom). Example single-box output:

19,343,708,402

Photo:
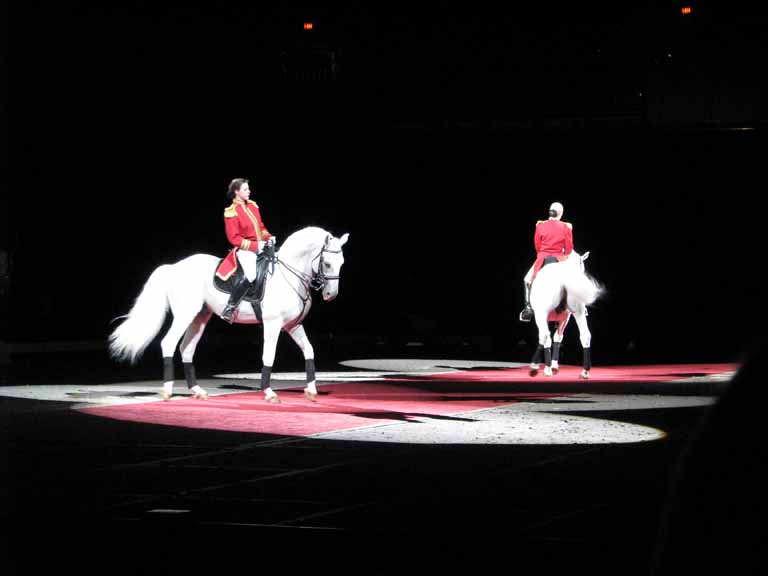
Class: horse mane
279,226,331,257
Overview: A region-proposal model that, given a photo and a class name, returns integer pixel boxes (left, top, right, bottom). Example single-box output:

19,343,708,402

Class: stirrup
519,307,533,323
221,305,237,324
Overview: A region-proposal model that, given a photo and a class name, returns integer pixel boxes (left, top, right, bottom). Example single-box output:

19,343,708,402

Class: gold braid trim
242,205,263,242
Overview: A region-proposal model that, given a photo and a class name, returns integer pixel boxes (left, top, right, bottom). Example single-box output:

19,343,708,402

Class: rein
276,244,342,305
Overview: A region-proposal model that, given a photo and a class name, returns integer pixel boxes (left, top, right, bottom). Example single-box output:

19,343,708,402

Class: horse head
313,232,349,301
565,250,590,274
579,251,590,272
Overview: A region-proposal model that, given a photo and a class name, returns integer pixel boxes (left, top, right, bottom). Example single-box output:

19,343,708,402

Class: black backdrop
6,2,764,370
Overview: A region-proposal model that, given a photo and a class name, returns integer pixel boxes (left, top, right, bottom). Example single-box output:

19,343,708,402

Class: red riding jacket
531,219,574,280
224,199,273,252
216,199,273,280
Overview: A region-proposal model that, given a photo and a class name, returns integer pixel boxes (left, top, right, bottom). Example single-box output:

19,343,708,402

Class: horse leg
551,314,571,375
572,307,592,379
529,345,543,376
286,324,318,402
260,320,282,403
543,345,553,377
551,331,562,374
158,310,199,401
178,308,213,400
530,314,552,377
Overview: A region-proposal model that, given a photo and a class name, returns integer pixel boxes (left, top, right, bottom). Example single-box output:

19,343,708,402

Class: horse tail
108,264,172,364
565,271,604,307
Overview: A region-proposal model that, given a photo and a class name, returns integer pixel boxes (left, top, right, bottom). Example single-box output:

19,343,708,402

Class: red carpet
79,363,737,436
410,363,738,383
80,382,562,436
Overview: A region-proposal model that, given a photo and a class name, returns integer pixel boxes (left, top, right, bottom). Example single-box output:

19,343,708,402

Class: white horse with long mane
528,250,603,379
109,226,349,403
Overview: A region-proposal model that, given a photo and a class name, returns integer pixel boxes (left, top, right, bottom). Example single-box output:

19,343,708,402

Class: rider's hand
257,241,266,251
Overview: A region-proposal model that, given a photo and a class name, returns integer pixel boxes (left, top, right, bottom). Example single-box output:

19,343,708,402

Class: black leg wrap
583,347,592,371
552,342,561,363
183,362,197,389
260,365,272,391
544,347,552,367
163,357,174,383
306,359,316,383
531,345,544,364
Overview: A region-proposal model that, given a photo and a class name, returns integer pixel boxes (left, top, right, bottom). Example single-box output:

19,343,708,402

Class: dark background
4,1,765,377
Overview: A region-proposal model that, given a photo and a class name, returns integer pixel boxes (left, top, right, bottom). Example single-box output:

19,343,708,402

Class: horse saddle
213,245,276,321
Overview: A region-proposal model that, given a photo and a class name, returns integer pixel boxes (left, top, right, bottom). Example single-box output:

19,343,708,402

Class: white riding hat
549,202,564,220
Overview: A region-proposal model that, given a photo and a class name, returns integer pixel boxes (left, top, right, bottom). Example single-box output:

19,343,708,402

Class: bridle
278,239,342,296
309,245,343,291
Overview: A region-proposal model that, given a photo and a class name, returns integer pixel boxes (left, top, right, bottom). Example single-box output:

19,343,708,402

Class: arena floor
1,358,737,575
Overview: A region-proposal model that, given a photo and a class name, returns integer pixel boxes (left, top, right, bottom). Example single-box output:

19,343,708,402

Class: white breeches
236,245,264,282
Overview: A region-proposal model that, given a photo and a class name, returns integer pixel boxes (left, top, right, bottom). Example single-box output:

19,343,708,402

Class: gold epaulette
224,205,238,218
536,220,545,225
564,221,572,229
247,200,259,208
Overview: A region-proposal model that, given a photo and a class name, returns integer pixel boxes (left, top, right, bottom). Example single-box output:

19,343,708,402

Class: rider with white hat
519,201,574,322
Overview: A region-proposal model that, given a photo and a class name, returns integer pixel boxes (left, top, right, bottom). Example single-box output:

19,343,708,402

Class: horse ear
581,251,590,261
339,233,349,246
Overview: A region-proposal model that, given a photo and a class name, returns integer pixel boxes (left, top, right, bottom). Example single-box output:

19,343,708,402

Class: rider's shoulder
247,200,260,208
536,220,546,226
224,204,238,218
563,221,573,229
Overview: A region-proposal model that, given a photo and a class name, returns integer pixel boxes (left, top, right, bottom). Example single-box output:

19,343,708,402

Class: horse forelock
326,235,344,252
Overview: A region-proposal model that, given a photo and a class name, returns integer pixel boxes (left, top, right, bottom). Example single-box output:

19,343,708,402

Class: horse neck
279,229,326,275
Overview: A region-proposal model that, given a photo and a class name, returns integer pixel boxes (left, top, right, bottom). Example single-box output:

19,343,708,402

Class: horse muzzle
322,290,338,302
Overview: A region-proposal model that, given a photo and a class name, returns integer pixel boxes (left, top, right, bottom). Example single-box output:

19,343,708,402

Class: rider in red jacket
519,201,574,322
220,178,274,323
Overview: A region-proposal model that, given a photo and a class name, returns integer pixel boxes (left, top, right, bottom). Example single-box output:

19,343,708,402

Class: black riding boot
519,283,533,322
221,275,251,324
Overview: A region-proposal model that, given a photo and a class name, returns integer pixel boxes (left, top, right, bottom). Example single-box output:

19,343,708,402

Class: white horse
528,251,603,379
109,226,349,403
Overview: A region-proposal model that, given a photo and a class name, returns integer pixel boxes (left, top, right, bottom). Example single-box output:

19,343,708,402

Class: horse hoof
529,368,539,377
160,390,171,401
304,389,317,402
194,390,209,400
544,366,553,377
265,394,281,404
552,367,559,375
580,370,590,380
